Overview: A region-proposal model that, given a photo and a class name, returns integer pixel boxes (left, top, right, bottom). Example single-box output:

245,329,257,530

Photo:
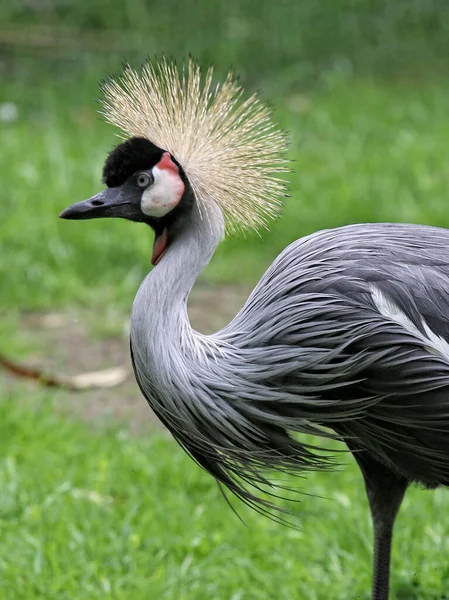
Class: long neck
130,201,331,507
130,201,224,354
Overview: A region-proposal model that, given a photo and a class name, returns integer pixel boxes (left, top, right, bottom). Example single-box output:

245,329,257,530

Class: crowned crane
60,58,449,600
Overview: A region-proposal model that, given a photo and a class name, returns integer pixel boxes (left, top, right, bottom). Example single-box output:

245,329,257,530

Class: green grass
1,390,449,600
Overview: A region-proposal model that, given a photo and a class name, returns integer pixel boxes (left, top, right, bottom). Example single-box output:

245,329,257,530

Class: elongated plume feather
100,57,289,233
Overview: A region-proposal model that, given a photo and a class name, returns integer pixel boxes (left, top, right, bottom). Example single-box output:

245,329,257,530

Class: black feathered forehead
102,137,165,187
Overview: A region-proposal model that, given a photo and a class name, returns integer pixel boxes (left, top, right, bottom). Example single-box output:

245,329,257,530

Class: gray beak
59,188,142,221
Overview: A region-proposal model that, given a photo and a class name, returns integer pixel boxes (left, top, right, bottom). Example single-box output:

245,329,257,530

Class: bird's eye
136,171,153,189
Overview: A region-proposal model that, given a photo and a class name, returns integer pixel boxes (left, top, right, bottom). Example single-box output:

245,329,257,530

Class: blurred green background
2,0,449,308
1,2,449,599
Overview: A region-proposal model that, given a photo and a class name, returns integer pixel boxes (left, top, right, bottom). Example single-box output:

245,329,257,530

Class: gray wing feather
219,224,449,486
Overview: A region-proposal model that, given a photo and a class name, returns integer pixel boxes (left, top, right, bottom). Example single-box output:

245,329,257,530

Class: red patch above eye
157,152,179,174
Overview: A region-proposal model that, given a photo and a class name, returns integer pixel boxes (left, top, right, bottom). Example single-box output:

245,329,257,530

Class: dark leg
352,452,409,600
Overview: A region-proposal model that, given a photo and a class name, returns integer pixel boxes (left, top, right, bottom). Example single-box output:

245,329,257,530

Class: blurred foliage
1,0,449,310
0,0,449,87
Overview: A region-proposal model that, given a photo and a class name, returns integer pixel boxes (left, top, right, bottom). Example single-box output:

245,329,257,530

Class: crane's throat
151,227,168,266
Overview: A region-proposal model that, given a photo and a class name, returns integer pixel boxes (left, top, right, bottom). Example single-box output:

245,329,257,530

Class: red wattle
151,227,168,266
157,152,179,174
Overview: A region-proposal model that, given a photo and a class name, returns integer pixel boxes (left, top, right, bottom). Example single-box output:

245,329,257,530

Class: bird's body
60,58,449,599
131,210,449,497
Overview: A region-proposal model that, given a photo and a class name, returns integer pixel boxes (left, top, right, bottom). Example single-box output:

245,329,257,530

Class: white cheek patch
141,165,185,218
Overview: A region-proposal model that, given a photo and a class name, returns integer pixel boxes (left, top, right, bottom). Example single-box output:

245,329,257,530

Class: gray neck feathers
130,200,224,372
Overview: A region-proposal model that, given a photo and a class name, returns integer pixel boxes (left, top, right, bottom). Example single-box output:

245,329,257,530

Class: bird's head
60,58,289,265
60,137,193,265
